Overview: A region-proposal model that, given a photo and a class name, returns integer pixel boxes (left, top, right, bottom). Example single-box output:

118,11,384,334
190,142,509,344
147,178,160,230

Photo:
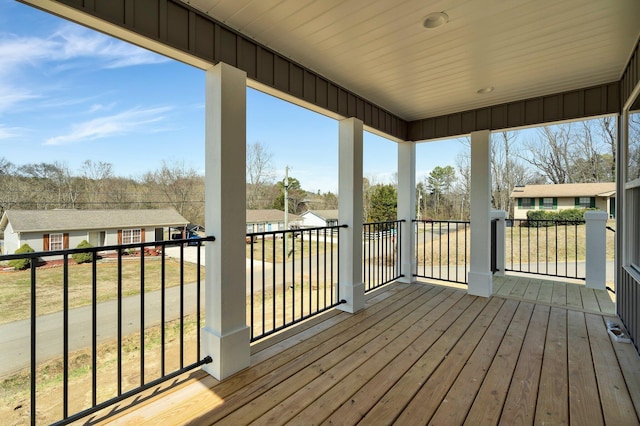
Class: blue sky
0,0,464,194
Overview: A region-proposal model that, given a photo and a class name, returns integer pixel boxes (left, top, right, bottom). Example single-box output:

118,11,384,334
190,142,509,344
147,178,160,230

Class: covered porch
8,0,640,424
85,276,639,425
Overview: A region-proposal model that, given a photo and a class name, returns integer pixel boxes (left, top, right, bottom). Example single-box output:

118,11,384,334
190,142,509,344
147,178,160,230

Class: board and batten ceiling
180,0,640,122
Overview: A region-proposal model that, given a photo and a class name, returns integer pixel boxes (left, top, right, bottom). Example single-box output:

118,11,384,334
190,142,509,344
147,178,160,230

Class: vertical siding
619,268,640,353
407,82,620,141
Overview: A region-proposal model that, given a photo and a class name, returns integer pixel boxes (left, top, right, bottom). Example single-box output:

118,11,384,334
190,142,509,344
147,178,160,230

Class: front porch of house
84,275,639,425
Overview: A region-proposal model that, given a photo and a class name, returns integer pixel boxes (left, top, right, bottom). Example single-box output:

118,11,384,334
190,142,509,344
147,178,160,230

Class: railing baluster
92,252,98,405
63,253,69,419
140,246,145,385
161,243,166,376
117,249,123,396
30,258,36,426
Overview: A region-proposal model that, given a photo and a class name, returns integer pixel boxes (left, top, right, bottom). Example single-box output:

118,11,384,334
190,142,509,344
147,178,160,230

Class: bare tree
519,125,574,184
246,142,275,209
144,161,204,224
79,160,115,208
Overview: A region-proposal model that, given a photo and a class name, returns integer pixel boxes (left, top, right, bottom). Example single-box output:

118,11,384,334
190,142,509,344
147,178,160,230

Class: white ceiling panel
182,0,640,121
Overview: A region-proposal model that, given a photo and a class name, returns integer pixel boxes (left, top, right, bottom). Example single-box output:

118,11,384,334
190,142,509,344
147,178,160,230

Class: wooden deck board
567,310,604,425
499,304,550,425
535,307,569,425
463,302,534,425
96,279,640,426
395,297,508,424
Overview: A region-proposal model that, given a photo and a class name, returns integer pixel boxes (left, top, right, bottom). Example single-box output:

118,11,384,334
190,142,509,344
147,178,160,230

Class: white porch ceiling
180,0,640,121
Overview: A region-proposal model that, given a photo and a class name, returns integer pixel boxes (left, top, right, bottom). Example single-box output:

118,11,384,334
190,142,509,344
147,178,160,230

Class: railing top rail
363,219,405,225
412,219,471,224
247,224,347,237
0,236,216,261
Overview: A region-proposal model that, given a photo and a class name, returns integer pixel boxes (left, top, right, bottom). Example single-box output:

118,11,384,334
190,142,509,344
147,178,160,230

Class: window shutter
539,198,543,208
518,198,522,208
575,197,580,207
590,197,596,208
118,229,122,245
63,233,69,249
43,234,50,251
553,197,558,209
141,229,146,243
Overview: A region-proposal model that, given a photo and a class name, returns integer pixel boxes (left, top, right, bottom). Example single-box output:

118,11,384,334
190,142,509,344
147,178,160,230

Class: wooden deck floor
92,277,639,426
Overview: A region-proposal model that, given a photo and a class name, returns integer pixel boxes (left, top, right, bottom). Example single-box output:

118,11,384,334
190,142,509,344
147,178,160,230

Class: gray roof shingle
0,209,189,233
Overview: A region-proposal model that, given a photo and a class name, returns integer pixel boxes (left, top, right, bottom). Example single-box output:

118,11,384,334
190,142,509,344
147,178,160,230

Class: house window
122,228,142,244
520,198,534,208
577,197,595,208
246,224,253,233
50,233,63,251
541,197,556,209
257,224,264,232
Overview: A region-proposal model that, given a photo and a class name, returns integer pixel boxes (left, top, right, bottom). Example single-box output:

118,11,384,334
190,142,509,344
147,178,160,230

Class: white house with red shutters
0,209,189,255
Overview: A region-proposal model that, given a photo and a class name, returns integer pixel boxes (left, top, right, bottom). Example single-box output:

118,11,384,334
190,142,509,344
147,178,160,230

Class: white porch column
490,210,507,277
585,210,608,290
338,117,365,313
468,130,493,297
397,142,416,283
202,62,250,380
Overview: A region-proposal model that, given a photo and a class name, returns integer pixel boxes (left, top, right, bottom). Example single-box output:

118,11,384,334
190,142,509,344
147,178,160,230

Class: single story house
300,210,339,228
246,209,302,234
0,209,189,255
510,182,616,220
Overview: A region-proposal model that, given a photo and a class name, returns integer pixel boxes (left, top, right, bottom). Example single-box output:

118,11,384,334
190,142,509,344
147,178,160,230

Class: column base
396,260,416,283
201,325,250,380
467,271,493,298
337,281,365,313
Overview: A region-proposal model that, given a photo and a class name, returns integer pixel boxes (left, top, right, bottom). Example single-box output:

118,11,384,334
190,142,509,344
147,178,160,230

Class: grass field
415,221,615,265
0,257,204,325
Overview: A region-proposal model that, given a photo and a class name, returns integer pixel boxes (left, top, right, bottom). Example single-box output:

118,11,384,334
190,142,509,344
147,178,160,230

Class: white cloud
0,124,22,140
44,106,172,146
0,84,39,113
48,23,169,69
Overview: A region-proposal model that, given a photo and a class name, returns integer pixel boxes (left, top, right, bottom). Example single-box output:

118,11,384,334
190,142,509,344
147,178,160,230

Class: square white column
202,62,250,380
468,130,493,297
338,118,365,313
397,142,416,283
585,210,608,289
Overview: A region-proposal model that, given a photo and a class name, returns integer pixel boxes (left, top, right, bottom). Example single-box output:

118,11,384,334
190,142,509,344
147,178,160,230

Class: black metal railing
414,220,470,284
0,237,213,425
363,220,404,292
490,218,498,273
246,225,346,342
506,219,585,279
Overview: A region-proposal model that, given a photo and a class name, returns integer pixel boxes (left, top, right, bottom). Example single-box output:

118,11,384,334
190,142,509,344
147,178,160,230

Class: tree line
1,116,635,227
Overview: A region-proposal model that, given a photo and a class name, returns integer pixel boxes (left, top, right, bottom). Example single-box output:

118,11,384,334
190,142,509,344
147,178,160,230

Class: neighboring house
300,210,339,228
246,209,302,234
0,209,189,255
510,182,616,220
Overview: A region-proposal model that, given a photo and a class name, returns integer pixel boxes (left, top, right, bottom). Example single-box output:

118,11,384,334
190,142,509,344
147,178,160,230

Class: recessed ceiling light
422,12,449,29
477,86,495,94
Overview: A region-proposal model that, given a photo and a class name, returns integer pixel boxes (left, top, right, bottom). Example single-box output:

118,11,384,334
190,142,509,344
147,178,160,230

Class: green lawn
0,257,204,324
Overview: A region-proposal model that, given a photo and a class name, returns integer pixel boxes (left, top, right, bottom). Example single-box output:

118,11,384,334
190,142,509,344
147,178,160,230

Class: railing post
585,210,608,290
338,117,365,313
397,142,416,283
202,62,250,380
468,130,493,297
490,210,507,277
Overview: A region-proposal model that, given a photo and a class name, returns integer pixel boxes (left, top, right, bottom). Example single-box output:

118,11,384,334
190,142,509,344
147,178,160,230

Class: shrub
72,240,94,264
9,243,35,270
526,208,587,226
